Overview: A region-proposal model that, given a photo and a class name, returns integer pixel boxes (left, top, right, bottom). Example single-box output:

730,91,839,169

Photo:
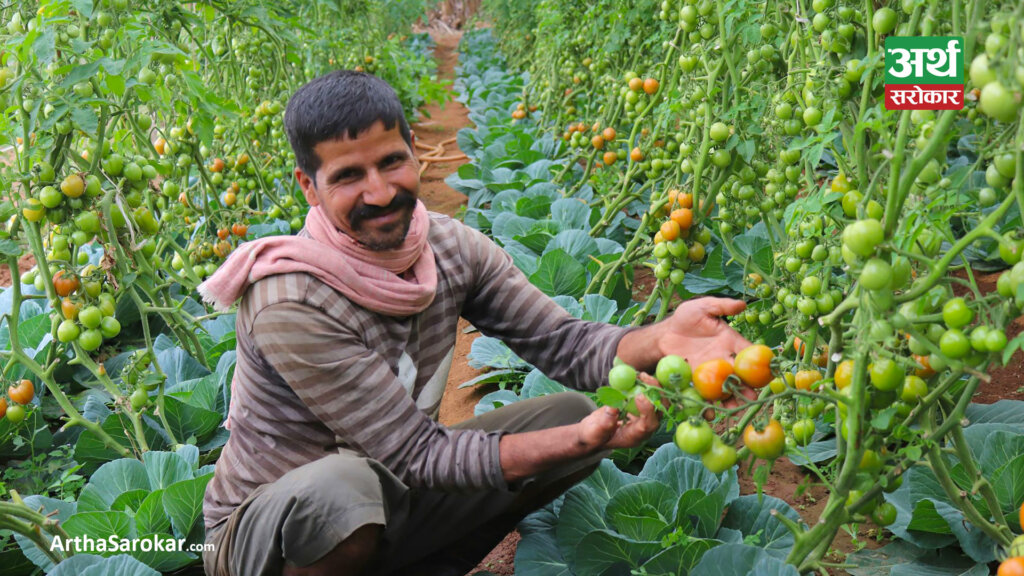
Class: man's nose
361,168,396,207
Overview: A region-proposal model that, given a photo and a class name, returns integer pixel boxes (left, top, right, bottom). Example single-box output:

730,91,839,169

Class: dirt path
412,28,520,575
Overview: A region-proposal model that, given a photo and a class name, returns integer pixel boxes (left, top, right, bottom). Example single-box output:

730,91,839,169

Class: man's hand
576,374,661,452
656,297,752,367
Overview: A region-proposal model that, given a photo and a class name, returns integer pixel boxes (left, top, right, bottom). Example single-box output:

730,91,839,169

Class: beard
348,189,417,251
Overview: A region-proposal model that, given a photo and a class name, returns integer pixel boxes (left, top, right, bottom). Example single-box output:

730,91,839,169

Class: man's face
295,121,420,251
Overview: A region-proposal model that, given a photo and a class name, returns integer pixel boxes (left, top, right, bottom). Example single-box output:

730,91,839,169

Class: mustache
349,190,417,229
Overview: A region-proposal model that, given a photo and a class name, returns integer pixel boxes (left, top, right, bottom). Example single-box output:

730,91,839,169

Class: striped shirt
203,212,631,530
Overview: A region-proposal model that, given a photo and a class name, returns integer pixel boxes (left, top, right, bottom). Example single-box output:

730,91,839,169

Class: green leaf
75,413,167,475
551,198,590,230
160,395,222,443
529,249,586,299
48,554,161,576
595,385,628,406
33,28,57,65
155,348,211,387
514,530,572,576
0,239,22,256
110,490,149,514
467,336,530,370
71,0,95,18
80,458,151,510
642,539,719,576
142,451,193,491
64,510,135,542
605,480,676,541
847,541,989,576
574,529,662,574
545,230,598,263
720,495,805,558
71,106,99,135
125,534,196,572
520,369,568,398
135,489,170,536
457,369,520,389
692,543,799,576
162,473,212,541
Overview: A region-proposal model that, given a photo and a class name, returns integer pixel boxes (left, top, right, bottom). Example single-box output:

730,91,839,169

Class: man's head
285,71,419,251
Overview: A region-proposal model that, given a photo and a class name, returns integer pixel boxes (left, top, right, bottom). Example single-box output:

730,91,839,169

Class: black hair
284,70,412,181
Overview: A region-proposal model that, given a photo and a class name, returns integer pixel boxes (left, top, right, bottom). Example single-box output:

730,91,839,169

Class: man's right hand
576,378,661,452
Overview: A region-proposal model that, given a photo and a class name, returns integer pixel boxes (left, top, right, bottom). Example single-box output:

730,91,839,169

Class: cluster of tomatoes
651,189,711,285
0,379,35,425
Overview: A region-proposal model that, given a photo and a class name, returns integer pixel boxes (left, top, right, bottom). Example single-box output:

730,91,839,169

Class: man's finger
699,297,747,317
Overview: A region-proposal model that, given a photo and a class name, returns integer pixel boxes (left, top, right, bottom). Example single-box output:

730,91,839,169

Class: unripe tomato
79,306,103,330
78,329,103,352
693,358,733,401
701,438,737,473
733,344,774,388
901,375,928,402
743,419,785,460
8,379,34,405
675,420,714,454
6,404,25,424
942,298,973,329
608,363,638,392
130,389,149,410
655,355,691,389
871,502,898,526
60,173,86,198
869,359,903,391
791,418,815,446
860,258,893,290
940,329,971,358
843,219,884,257
57,319,80,343
100,316,121,339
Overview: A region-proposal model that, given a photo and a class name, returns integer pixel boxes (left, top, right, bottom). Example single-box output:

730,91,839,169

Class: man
199,70,751,576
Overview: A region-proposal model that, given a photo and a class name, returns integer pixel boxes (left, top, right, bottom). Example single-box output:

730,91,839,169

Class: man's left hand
655,297,752,367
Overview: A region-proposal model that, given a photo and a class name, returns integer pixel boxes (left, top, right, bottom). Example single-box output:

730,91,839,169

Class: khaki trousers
203,392,605,576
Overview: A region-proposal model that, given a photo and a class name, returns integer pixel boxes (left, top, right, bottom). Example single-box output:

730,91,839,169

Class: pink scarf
198,201,437,429
198,200,437,315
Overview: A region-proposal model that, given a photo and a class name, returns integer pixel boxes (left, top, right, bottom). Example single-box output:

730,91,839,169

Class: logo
884,36,964,110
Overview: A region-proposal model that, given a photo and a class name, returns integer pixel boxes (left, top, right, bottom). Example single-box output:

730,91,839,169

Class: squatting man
197,70,753,576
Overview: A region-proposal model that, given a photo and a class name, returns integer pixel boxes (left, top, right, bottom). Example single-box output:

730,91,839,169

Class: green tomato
942,297,973,328
791,418,815,446
800,276,822,297
869,358,903,391
871,502,898,526
608,363,638,392
655,355,692,389
79,306,102,329
939,329,970,358
100,316,121,339
57,319,80,343
843,219,884,257
39,186,63,209
6,404,25,424
674,420,714,454
872,7,897,34
701,438,737,473
985,329,1007,352
130,389,149,410
901,375,928,402
78,328,103,352
860,258,893,291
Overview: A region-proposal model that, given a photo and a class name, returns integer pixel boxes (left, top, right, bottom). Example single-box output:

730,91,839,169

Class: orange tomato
52,270,80,297
660,220,681,242
61,298,79,320
602,151,617,165
643,78,660,94
8,379,34,405
630,147,644,162
999,558,1024,576
676,192,693,209
795,370,823,391
602,127,616,142
834,360,854,389
628,77,644,91
591,135,605,149
733,345,775,388
913,354,935,378
671,208,693,230
693,359,734,401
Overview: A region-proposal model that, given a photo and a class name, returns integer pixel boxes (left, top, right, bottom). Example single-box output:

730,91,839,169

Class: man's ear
295,167,320,207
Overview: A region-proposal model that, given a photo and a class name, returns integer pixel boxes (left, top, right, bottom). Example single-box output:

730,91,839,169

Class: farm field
1,1,1024,576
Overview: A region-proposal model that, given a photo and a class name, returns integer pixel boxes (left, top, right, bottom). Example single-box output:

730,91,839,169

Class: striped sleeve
456,222,635,391
249,301,508,492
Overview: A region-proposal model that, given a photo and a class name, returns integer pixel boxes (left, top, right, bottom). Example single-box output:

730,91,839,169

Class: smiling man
199,70,751,576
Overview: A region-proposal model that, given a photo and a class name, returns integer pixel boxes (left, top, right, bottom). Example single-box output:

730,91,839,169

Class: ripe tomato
670,208,693,230
744,419,785,460
834,359,854,389
8,379,34,405
998,558,1024,576
655,354,691,389
608,363,638,392
660,220,680,241
702,438,737,473
232,223,248,237
642,78,659,95
217,228,230,240
602,127,616,142
602,151,617,165
733,344,774,388
630,147,644,162
674,420,714,454
794,370,822,391
693,359,733,401
52,271,80,297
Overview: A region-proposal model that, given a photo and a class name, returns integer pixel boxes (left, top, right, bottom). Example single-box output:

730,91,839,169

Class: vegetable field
0,0,1022,575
